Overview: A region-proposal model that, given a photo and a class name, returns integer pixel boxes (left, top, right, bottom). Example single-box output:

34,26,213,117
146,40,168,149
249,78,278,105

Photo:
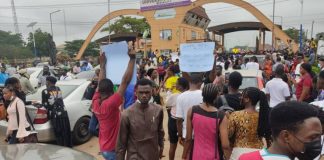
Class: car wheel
72,116,92,145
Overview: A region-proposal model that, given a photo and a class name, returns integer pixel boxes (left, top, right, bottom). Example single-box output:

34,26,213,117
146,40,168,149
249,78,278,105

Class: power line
0,0,139,9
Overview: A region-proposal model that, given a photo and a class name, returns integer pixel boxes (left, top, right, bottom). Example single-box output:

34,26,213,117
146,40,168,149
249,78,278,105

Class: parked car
74,70,96,80
224,69,264,91
0,79,93,144
0,143,96,160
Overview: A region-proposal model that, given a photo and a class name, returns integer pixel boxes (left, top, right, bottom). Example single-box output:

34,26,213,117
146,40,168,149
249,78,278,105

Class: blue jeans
102,151,116,160
89,114,99,137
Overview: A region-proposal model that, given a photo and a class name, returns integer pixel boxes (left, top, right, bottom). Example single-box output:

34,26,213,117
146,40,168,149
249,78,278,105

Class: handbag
16,101,38,143
0,103,7,120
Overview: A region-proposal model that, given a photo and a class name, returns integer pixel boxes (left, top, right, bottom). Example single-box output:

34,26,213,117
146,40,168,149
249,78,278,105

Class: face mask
293,136,323,160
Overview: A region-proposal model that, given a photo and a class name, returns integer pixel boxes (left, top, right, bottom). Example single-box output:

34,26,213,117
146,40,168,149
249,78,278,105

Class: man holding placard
92,42,136,160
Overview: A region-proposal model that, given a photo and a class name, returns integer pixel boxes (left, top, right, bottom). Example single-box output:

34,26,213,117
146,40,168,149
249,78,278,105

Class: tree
0,30,24,47
283,27,306,43
64,40,99,57
0,30,33,59
27,29,56,60
101,16,150,34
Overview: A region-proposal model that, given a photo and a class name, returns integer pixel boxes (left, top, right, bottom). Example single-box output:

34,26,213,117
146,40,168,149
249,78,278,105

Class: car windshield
75,71,95,79
239,77,258,90
27,85,78,101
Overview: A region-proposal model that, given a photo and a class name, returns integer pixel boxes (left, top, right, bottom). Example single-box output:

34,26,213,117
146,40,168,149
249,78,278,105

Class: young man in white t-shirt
246,56,259,70
265,65,291,108
175,74,203,145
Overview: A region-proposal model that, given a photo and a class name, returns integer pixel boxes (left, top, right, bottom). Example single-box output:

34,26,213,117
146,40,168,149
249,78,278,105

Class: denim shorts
102,151,116,160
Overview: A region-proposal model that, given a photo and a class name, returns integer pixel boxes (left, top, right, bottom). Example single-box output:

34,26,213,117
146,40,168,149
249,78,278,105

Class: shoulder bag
16,101,38,143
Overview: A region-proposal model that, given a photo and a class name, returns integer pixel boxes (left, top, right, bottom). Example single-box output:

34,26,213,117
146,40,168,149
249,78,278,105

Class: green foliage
64,39,99,57
27,29,56,58
0,44,34,59
101,16,150,34
0,30,34,59
283,27,306,43
0,30,24,47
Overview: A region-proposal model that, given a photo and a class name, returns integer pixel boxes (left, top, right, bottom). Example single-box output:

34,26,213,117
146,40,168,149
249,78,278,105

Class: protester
182,84,225,160
215,71,243,111
73,62,81,74
291,63,315,102
319,57,324,71
146,68,162,104
17,69,35,95
263,54,273,80
233,59,242,70
222,87,271,159
5,77,26,104
59,68,73,81
316,71,324,101
176,74,203,145
246,56,259,70
157,63,166,84
212,65,225,87
0,67,9,86
38,66,51,87
241,58,249,69
42,76,72,147
3,86,31,144
293,56,303,77
164,66,179,96
93,43,136,160
165,77,189,160
239,101,322,160
116,79,164,160
265,65,291,108
272,56,282,72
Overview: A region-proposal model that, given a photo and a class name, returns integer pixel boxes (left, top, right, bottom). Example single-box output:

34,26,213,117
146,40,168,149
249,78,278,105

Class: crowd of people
1,39,324,160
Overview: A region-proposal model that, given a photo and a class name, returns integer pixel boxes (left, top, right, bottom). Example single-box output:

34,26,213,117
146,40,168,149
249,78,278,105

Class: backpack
219,95,234,113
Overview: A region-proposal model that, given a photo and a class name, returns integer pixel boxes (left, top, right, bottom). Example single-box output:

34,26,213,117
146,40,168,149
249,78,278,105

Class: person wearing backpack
215,71,244,111
42,76,72,147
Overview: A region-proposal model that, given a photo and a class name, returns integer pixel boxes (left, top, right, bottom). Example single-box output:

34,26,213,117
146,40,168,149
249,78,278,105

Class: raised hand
128,41,136,59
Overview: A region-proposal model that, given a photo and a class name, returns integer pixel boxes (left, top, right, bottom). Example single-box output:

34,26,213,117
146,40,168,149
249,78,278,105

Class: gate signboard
140,0,191,11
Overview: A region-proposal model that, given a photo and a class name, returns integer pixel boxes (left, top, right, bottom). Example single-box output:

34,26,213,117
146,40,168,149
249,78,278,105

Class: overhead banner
141,0,191,11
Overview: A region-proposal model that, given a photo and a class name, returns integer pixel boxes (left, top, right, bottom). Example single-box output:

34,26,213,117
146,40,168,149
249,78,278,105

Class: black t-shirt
215,93,243,111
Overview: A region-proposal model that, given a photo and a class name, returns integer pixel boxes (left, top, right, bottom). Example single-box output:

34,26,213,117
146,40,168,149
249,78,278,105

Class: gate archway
76,0,298,59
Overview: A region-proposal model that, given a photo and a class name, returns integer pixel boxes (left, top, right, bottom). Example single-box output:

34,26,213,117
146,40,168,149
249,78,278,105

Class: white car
224,69,265,91
0,79,93,144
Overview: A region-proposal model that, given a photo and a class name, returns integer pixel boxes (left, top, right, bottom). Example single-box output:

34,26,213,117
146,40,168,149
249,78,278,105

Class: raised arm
98,51,107,85
117,42,136,96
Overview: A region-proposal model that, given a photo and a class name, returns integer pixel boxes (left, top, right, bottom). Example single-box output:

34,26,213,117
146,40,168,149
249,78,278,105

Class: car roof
56,79,89,86
224,69,263,77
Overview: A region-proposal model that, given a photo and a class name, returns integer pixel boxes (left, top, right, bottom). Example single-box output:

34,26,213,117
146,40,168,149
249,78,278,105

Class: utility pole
11,0,19,34
27,22,37,57
108,0,111,43
299,0,304,52
63,9,68,41
50,10,61,37
272,0,276,51
311,20,315,39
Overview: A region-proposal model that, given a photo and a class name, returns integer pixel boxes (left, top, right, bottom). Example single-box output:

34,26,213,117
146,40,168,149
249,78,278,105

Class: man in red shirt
92,42,136,160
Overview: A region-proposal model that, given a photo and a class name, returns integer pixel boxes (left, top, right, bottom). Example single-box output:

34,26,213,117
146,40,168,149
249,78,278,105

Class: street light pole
63,9,67,41
27,22,37,57
108,0,111,43
272,0,276,51
299,0,304,52
49,10,61,37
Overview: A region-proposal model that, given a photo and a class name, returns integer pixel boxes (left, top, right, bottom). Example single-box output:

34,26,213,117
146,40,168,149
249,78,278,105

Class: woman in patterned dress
220,87,272,160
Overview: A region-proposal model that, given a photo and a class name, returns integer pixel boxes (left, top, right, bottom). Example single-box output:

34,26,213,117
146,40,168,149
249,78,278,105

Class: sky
0,0,324,50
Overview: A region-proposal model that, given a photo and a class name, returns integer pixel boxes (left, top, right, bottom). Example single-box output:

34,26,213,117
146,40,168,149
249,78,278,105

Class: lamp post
27,22,37,57
50,10,61,37
299,0,304,52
